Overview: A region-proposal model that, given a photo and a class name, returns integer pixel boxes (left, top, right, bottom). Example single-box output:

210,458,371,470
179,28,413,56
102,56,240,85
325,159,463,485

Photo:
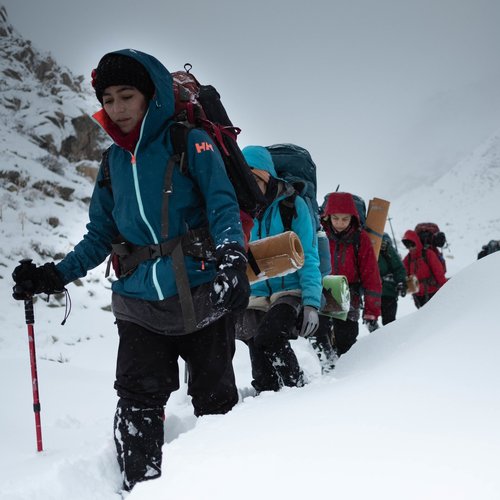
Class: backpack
414,222,446,248
414,222,447,272
170,65,268,220
352,194,367,227
265,143,331,276
99,64,268,223
478,240,500,260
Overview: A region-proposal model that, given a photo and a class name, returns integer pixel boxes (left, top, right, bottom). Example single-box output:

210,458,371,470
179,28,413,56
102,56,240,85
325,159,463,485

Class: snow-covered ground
1,239,499,500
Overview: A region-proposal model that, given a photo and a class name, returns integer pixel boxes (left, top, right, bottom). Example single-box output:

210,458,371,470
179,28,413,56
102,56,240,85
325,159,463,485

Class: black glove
364,319,379,333
209,243,250,312
12,260,65,300
298,306,319,338
396,281,407,297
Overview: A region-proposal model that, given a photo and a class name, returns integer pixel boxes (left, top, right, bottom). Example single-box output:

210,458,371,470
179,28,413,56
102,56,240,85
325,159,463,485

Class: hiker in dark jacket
378,233,407,325
402,229,447,308
11,49,249,492
477,240,500,260
236,145,322,393
320,192,382,355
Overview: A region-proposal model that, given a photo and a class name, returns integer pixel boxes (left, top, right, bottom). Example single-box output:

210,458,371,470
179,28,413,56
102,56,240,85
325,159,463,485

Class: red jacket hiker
322,192,382,320
402,229,447,304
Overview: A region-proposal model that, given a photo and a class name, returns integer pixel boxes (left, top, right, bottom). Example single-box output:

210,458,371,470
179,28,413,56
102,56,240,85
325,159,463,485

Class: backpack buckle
148,244,163,260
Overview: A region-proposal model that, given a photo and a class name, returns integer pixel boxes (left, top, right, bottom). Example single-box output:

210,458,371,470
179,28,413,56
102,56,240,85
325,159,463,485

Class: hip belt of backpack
110,227,215,277
109,227,215,333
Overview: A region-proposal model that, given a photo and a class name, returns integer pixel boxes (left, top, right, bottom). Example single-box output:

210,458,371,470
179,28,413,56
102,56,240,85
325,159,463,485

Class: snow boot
114,399,164,492
268,338,306,388
310,316,337,373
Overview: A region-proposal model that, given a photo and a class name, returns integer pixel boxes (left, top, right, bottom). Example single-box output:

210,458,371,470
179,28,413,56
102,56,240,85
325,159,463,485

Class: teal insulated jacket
56,49,244,301
242,146,322,309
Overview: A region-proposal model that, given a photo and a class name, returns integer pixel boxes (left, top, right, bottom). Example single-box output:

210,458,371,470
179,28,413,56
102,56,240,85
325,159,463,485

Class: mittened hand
12,261,65,300
209,268,250,312
396,281,407,297
299,306,319,338
210,243,250,312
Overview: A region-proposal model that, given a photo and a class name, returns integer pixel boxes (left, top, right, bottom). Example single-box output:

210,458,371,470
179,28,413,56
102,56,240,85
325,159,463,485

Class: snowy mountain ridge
390,127,500,272
0,6,108,287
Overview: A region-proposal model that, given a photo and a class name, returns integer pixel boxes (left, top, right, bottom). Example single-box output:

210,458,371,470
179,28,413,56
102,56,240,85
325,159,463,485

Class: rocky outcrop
0,5,107,162
61,115,104,162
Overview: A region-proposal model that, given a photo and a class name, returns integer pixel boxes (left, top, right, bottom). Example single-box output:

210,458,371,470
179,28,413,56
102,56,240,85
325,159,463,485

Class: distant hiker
236,145,322,393
402,229,447,308
414,222,447,273
320,192,382,356
378,233,407,325
11,49,250,493
477,240,500,260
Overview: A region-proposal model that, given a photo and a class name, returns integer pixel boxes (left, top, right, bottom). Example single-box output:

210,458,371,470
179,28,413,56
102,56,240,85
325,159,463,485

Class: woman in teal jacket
239,145,322,392
12,49,249,492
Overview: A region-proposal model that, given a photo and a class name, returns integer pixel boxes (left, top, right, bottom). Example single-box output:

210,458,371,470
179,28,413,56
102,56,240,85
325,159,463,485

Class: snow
1,252,500,499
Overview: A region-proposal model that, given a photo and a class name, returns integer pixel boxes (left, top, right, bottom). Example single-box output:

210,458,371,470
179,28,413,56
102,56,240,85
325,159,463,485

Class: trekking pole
19,259,43,452
387,217,399,254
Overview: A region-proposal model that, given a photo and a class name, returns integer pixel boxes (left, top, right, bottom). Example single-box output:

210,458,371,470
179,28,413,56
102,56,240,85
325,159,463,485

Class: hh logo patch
195,142,214,154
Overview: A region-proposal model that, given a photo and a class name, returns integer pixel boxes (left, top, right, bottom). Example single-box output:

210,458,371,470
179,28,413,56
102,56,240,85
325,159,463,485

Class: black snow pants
332,317,359,356
413,292,436,309
309,315,338,373
381,295,398,325
245,301,305,393
113,316,238,491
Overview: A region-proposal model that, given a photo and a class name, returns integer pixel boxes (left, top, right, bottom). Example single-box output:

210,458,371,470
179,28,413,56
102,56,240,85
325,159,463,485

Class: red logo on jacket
195,142,214,154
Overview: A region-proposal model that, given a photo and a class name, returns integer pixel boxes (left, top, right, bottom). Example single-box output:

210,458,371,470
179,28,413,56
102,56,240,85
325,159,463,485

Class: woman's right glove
298,306,319,338
209,243,250,312
12,260,65,300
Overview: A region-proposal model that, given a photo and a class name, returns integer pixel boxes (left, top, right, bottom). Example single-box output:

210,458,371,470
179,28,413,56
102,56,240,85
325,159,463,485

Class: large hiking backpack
265,143,331,276
171,65,268,219
414,222,447,272
414,222,446,248
478,240,500,260
266,144,320,232
352,194,367,227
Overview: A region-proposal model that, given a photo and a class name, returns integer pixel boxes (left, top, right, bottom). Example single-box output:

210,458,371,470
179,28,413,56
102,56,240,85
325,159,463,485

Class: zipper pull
201,260,205,271
130,154,136,165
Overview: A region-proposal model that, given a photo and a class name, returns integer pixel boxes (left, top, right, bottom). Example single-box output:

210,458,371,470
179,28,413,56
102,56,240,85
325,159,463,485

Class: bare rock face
61,115,104,162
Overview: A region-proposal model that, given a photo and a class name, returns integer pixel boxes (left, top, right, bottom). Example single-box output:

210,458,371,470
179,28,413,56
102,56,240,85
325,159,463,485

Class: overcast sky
3,0,500,202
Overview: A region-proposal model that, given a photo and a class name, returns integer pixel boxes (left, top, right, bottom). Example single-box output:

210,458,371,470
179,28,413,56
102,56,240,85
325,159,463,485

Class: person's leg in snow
381,295,398,325
114,316,238,491
114,319,180,491
114,399,164,492
251,299,305,390
309,315,337,373
180,314,238,416
332,317,359,356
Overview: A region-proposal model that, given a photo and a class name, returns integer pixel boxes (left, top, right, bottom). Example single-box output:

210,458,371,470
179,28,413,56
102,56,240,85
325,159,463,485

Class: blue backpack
266,143,331,276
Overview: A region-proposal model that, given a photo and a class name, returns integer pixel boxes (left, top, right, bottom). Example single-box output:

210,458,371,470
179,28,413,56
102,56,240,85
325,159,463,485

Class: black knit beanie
91,53,155,104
